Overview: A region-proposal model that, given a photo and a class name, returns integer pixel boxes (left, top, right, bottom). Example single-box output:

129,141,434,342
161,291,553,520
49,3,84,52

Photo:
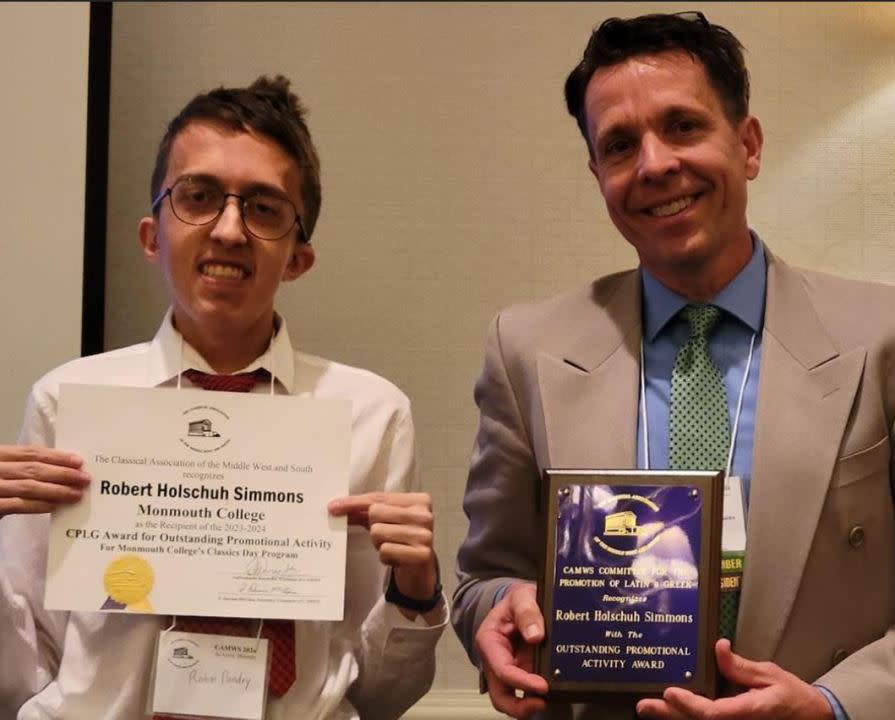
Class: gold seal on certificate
46,383,351,621
103,554,155,611
535,469,723,703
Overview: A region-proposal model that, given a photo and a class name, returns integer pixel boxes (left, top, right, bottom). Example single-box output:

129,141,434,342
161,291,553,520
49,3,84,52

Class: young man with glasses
0,75,445,719
453,12,895,720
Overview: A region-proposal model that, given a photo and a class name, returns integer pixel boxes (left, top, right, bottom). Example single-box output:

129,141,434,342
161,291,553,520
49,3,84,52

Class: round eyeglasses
151,176,307,242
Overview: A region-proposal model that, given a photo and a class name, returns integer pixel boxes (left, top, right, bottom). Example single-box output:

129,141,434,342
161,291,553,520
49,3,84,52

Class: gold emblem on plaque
593,494,663,556
603,510,648,536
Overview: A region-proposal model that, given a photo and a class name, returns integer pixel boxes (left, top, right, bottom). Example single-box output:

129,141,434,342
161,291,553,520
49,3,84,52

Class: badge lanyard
170,332,277,632
152,334,276,719
638,332,756,477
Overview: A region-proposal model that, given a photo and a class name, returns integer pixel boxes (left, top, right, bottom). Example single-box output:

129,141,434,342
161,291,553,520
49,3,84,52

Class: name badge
722,475,747,553
151,631,269,719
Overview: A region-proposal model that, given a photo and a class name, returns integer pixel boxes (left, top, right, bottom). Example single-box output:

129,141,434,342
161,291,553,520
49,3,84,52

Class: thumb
507,583,544,643
715,639,774,689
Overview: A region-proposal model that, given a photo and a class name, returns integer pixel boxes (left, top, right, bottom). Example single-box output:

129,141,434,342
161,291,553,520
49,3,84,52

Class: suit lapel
536,271,641,470
736,252,865,660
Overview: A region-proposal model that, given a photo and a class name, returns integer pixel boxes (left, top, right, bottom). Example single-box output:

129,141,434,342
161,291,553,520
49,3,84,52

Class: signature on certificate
244,558,299,580
236,580,299,597
225,558,325,600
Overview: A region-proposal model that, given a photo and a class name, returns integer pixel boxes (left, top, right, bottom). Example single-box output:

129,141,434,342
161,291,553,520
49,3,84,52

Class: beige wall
0,3,88,442
106,3,895,713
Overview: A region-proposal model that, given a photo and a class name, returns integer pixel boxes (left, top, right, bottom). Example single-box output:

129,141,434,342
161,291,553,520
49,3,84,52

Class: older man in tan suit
452,11,895,720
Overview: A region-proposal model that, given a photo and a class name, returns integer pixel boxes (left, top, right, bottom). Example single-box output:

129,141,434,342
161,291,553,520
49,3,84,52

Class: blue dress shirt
636,235,764,500
635,234,846,719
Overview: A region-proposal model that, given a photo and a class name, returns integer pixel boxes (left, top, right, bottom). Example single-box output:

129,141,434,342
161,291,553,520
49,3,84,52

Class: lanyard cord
640,331,756,475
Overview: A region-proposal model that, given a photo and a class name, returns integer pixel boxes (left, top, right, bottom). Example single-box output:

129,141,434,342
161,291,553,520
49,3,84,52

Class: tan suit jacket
452,247,895,719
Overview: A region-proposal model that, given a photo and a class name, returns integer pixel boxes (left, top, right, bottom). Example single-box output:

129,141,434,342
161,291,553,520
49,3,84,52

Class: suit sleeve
0,389,70,716
451,312,542,664
814,615,895,718
809,344,895,719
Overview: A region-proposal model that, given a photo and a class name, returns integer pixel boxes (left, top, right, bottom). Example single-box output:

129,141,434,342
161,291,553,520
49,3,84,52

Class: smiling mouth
645,195,697,218
200,262,250,280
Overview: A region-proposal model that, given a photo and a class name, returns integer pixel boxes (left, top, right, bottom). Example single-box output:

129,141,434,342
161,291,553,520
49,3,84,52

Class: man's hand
328,491,437,602
475,581,549,718
0,445,90,517
636,639,835,720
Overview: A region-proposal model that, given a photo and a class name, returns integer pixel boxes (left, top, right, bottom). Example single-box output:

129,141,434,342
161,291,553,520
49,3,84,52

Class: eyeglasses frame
150,177,308,244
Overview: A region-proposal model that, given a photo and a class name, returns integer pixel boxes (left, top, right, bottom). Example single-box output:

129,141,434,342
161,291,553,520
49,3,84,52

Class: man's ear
740,115,763,181
282,242,315,282
588,156,607,197
138,217,159,263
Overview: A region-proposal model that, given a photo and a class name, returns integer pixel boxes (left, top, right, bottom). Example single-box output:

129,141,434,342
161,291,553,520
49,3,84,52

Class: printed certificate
45,383,351,620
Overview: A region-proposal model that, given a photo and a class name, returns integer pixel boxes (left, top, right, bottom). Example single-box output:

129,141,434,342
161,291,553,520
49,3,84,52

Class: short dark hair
564,12,750,154
150,74,322,242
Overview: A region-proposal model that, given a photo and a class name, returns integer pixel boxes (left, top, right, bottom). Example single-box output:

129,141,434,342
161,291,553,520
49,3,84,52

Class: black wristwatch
385,559,442,613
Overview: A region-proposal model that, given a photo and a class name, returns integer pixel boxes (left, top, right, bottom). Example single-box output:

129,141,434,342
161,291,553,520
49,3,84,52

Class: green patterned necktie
668,304,740,642
669,305,729,469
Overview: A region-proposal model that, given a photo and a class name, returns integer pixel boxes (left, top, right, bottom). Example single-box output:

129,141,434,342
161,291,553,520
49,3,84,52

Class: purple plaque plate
536,470,722,702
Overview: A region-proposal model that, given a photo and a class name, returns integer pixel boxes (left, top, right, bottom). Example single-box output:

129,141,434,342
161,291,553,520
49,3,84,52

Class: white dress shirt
0,310,446,720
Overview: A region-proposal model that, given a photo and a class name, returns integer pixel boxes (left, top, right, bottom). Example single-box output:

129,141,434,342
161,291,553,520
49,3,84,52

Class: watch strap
384,559,442,613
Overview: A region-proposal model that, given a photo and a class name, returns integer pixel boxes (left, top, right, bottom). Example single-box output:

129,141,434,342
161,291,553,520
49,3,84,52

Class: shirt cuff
815,685,850,720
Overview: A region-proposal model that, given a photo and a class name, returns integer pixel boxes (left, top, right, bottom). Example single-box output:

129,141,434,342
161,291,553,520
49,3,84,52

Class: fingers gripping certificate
46,384,351,620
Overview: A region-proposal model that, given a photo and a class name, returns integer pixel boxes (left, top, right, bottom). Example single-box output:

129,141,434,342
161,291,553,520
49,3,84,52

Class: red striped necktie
154,367,295,719
182,367,271,393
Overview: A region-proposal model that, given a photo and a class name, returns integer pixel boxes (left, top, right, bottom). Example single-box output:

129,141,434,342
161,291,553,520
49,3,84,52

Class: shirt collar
641,231,767,341
146,308,296,392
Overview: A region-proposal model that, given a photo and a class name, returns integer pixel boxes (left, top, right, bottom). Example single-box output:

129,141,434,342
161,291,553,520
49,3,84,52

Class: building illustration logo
187,418,220,437
593,494,663,557
603,510,649,536
180,404,231,453
166,637,200,669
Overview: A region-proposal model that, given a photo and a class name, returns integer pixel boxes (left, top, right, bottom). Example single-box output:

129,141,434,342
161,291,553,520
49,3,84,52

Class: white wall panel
0,3,89,441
